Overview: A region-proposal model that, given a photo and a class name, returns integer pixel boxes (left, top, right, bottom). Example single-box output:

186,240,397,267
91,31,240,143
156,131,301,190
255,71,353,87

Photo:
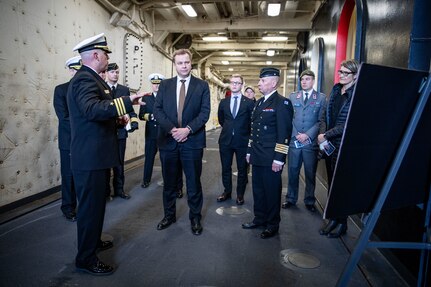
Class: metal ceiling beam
192,42,296,51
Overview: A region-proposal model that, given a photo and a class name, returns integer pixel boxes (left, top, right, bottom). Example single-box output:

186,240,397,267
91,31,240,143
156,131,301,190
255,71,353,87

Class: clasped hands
171,127,190,142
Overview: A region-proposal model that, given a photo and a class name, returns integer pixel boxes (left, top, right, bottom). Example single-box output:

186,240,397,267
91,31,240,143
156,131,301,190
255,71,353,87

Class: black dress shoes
157,217,176,230
191,218,203,235
261,228,278,239
242,222,263,229
177,189,183,198
97,240,113,251
236,196,244,205
76,260,114,276
281,201,295,209
119,192,131,199
63,211,77,222
327,223,347,238
217,193,232,202
141,181,150,188
319,219,339,235
305,204,316,212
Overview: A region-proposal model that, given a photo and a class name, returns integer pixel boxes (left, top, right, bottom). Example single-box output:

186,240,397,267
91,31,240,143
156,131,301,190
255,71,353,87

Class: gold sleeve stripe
143,113,150,121
131,117,139,123
113,98,126,116
275,143,289,154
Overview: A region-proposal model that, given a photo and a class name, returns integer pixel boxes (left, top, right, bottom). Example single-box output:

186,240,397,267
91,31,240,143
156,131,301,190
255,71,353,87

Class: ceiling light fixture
262,36,288,41
182,4,197,17
268,3,281,17
266,61,273,65
221,60,230,65
266,50,275,56
228,68,234,71
202,36,228,41
222,51,243,56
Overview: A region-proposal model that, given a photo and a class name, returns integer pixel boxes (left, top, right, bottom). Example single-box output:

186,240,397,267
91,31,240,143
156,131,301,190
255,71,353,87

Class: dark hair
341,59,359,74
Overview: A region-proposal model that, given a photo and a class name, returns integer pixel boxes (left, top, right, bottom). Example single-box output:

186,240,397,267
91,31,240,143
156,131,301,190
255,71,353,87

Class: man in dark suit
53,56,81,222
216,74,254,205
106,62,138,200
68,33,145,275
242,67,294,239
153,49,210,236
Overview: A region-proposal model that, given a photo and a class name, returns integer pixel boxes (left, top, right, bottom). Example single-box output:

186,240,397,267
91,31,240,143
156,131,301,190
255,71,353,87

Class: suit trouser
219,144,248,197
73,169,108,266
113,138,126,194
143,138,158,183
251,165,282,230
287,147,318,205
160,145,203,220
59,149,76,213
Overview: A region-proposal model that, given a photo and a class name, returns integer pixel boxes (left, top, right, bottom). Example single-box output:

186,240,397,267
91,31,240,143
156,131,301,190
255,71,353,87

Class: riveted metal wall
0,0,172,207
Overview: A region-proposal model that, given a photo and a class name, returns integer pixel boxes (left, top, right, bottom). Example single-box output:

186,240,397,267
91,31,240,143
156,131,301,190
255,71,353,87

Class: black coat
139,93,159,140
53,82,71,150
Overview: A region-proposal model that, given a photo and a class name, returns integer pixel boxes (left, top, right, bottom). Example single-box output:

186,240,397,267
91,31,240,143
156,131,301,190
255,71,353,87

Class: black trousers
160,146,203,220
251,165,282,230
59,149,76,213
219,144,248,197
113,138,126,194
73,169,108,266
143,138,158,183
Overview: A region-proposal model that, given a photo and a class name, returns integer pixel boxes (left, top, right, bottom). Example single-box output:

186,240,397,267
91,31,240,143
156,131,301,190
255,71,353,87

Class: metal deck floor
0,129,407,287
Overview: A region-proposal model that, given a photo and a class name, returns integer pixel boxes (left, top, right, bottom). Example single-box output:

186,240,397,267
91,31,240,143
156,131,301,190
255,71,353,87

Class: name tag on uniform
263,108,275,112
104,90,110,94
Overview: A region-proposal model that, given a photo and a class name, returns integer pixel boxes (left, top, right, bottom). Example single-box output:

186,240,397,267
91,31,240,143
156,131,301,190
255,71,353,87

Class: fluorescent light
268,3,281,17
221,60,230,65
222,51,243,56
266,50,275,56
182,5,197,17
266,61,273,65
202,36,228,41
262,36,288,41
228,68,234,71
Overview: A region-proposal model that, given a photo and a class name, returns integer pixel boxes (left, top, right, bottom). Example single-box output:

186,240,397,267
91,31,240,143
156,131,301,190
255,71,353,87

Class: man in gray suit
282,70,326,212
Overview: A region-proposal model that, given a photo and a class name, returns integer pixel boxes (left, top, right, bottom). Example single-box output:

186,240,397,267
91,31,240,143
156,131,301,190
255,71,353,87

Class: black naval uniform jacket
248,91,294,166
67,65,135,170
53,82,72,151
139,93,159,140
112,84,137,140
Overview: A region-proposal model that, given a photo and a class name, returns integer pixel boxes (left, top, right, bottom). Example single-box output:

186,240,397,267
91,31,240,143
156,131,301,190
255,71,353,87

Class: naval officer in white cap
53,56,81,223
67,33,145,276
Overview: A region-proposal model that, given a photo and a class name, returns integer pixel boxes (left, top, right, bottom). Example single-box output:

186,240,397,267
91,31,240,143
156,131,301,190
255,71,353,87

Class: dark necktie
304,92,309,105
111,85,116,97
178,80,186,127
232,96,238,118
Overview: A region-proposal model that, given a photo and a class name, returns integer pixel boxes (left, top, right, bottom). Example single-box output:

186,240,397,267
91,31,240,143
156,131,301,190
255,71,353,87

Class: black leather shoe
319,219,339,235
236,196,244,205
141,181,150,188
260,228,278,239
177,189,183,198
119,192,131,199
281,201,295,209
327,223,347,238
242,222,263,229
63,211,77,222
191,219,203,235
76,260,114,276
305,204,316,212
157,217,176,230
97,240,113,251
217,193,232,202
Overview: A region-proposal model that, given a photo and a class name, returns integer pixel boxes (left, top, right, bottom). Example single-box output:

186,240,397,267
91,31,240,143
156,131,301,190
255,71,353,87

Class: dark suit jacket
53,82,71,150
67,65,134,170
153,75,211,151
218,95,254,148
139,93,159,140
112,84,135,139
248,91,294,166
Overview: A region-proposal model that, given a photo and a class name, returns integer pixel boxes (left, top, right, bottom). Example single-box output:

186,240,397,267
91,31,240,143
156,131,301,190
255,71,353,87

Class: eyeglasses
230,81,243,85
337,70,355,77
